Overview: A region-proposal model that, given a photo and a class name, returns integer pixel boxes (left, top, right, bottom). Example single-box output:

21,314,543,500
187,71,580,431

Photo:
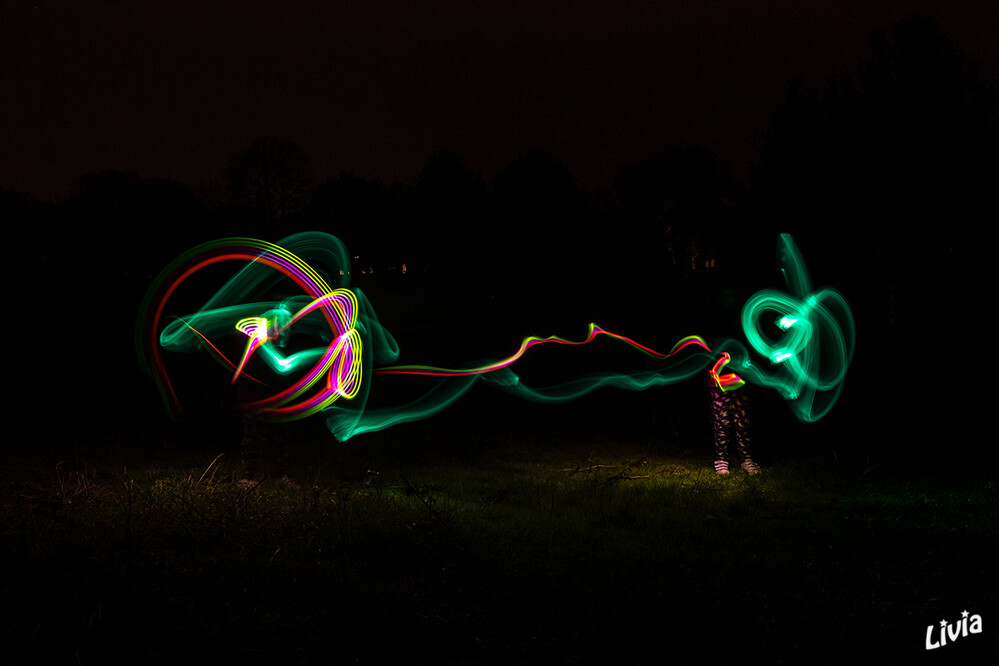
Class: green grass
2,429,996,664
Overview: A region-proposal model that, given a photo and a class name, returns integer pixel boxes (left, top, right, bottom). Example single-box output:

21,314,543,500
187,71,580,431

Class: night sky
4,1,997,199
4,2,998,470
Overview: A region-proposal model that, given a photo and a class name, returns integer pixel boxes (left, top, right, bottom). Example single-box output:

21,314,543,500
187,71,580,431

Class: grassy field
2,417,996,665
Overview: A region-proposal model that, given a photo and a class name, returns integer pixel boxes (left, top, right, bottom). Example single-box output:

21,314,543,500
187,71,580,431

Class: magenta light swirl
138,238,363,422
239,290,363,420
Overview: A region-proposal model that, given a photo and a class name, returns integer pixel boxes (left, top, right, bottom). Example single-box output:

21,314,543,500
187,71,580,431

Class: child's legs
709,388,732,461
730,390,753,461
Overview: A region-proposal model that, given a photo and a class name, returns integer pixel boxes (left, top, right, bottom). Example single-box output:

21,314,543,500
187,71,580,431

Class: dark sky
3,1,997,200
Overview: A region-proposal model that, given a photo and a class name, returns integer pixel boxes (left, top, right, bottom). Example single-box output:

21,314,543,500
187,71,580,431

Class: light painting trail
137,232,854,440
375,328,714,378
738,234,856,422
136,233,399,439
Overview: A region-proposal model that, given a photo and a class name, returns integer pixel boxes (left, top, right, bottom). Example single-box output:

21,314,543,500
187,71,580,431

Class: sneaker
741,460,761,476
714,460,730,475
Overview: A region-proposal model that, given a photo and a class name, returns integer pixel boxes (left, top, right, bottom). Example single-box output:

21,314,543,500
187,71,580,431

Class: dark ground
2,392,996,665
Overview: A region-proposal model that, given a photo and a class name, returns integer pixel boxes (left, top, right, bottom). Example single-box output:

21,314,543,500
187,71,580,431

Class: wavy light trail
137,232,853,440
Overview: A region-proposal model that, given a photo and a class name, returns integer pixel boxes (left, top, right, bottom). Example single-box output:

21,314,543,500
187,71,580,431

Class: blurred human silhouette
234,303,298,488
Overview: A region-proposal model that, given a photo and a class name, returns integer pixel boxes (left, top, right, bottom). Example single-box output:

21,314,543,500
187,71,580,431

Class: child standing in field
706,356,760,476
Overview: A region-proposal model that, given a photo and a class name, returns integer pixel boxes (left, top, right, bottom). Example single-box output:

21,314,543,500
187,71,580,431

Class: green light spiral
738,234,855,422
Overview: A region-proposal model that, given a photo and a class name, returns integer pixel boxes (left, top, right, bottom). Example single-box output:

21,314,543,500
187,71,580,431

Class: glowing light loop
137,232,853,440
736,234,855,421
136,234,379,428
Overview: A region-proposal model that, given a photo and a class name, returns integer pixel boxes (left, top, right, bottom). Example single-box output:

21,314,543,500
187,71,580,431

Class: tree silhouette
614,144,738,280
754,14,997,248
412,150,490,289
492,149,590,294
18,171,214,427
751,14,999,465
609,144,750,347
859,15,998,225
306,171,412,283
224,136,313,237
59,170,210,274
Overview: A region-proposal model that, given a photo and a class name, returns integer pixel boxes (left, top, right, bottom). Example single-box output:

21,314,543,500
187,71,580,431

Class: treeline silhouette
7,15,996,473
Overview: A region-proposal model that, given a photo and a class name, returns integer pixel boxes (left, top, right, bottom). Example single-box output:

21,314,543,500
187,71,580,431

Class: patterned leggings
709,386,752,462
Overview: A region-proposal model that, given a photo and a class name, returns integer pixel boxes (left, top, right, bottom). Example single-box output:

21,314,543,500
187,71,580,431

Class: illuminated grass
1,434,995,664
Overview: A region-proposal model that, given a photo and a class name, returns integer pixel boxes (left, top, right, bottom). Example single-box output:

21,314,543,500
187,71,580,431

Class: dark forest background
6,15,996,477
